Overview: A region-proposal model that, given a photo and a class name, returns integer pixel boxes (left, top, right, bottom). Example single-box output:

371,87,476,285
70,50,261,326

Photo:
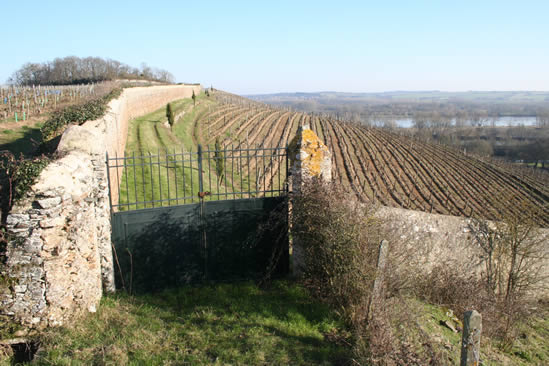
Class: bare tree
468,197,548,341
8,56,175,85
471,200,547,296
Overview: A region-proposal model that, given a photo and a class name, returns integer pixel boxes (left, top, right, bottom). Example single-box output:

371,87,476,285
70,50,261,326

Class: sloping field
121,90,548,225
195,91,549,225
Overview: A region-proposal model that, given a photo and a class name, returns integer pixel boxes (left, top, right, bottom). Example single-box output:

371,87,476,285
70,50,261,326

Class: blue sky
2,0,548,94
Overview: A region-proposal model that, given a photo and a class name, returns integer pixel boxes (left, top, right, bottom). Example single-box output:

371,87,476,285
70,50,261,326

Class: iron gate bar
132,152,138,211
106,145,288,213
141,153,147,208
173,148,178,206
157,149,162,207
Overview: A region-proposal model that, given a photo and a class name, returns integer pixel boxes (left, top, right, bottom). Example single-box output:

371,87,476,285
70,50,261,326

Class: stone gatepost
288,125,332,275
288,124,332,190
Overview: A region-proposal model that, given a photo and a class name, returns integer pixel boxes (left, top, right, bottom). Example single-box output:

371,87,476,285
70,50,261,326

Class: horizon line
244,90,549,96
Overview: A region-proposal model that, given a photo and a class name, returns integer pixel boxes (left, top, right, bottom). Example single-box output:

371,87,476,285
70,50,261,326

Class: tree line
254,94,549,128
8,56,175,86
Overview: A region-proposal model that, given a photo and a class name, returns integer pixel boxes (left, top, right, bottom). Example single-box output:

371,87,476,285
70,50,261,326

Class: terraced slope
196,91,549,225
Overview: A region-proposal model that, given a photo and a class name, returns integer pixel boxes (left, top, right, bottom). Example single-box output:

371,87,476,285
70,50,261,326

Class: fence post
197,144,204,194
460,310,482,366
367,239,389,322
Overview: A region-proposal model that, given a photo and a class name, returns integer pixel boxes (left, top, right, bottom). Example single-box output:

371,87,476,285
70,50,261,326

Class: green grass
118,94,225,209
508,313,549,364
2,281,547,365
0,122,43,157
118,93,265,209
388,297,549,365
23,281,349,365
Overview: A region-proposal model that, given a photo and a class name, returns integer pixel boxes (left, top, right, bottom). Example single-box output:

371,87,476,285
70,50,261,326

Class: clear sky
2,0,548,94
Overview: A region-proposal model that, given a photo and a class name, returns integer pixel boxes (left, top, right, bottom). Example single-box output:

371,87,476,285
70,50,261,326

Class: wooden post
367,239,389,322
461,310,482,366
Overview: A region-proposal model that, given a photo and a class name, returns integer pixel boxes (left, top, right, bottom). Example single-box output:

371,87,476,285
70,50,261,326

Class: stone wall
379,205,549,296
0,84,201,329
287,128,549,294
378,206,480,273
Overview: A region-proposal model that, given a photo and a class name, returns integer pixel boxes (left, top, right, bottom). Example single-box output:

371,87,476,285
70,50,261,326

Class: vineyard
119,90,549,225
0,82,114,123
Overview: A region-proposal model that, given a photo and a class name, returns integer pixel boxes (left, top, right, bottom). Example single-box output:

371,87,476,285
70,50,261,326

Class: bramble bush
290,181,434,364
291,180,384,325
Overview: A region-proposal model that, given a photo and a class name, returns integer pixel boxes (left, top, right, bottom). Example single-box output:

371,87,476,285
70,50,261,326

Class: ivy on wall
0,87,123,218
41,88,122,142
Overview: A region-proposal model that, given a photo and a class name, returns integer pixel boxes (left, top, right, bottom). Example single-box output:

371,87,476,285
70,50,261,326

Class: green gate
107,146,289,293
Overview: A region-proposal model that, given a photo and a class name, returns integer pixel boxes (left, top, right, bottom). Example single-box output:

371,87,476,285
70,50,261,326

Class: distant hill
193,91,549,225
248,91,549,104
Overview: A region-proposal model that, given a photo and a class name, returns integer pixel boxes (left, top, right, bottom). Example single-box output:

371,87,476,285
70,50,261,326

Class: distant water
390,116,537,128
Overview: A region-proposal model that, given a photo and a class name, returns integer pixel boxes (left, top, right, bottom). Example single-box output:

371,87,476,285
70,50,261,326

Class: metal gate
106,145,289,292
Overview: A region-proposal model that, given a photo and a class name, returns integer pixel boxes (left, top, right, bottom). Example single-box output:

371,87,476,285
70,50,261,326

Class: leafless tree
9,56,175,85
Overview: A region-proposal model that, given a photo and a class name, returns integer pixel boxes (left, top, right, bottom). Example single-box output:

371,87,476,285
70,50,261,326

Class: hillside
249,91,549,104
176,91,546,225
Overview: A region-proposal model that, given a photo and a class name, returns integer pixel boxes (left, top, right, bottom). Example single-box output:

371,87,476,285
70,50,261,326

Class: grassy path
33,281,349,365
118,93,255,209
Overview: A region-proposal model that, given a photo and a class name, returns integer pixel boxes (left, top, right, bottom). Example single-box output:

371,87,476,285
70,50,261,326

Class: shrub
388,196,548,350
214,138,225,183
290,180,384,325
467,198,549,346
40,88,122,143
290,181,437,364
0,87,122,214
0,151,49,221
166,102,175,130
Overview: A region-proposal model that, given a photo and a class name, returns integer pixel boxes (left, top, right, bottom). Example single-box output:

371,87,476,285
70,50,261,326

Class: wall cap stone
57,125,106,156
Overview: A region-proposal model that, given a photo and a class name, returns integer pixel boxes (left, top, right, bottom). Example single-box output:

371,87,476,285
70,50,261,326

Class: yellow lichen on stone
300,129,326,176
289,126,331,183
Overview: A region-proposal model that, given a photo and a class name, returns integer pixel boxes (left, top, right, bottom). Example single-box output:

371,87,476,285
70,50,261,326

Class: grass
387,296,549,365
118,93,225,209
0,122,43,157
118,93,272,209
13,281,349,365
508,312,549,364
4,284,545,365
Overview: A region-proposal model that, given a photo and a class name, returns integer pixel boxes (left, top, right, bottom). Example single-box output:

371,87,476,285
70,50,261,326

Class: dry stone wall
1,84,201,329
